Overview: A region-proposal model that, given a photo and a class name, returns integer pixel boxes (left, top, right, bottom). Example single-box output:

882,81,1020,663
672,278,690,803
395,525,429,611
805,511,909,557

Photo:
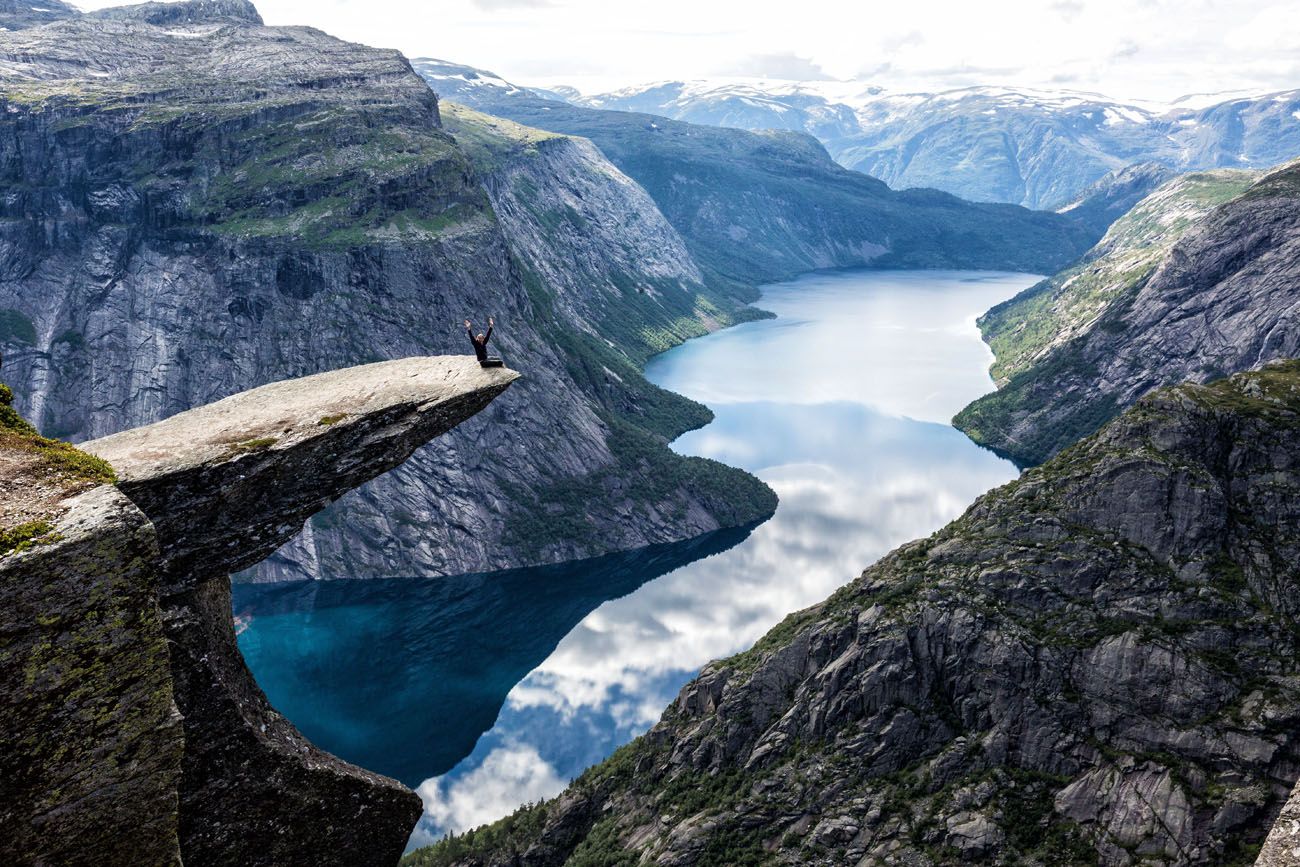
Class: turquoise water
234,268,1036,848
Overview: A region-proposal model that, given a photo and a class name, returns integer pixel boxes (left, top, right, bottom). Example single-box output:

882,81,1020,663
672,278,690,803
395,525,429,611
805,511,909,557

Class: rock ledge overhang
2,356,519,867
84,355,520,592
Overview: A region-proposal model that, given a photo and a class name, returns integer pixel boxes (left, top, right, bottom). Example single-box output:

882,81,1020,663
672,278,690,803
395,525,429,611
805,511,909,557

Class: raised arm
485,316,494,344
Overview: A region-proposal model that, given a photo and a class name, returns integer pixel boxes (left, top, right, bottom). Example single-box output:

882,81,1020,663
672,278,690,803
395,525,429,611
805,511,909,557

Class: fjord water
234,268,1036,847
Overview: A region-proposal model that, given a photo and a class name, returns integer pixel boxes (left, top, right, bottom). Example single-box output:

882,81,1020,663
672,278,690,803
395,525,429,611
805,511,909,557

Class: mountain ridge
416,59,1097,288
955,158,1300,466
562,78,1300,210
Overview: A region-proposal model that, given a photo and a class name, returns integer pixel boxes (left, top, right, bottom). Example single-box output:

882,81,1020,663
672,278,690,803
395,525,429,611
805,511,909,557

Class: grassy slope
978,170,1258,386
0,384,115,556
953,169,1261,465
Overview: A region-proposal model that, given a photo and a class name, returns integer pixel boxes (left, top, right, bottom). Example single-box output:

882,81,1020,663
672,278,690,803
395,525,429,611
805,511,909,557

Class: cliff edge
1,357,518,866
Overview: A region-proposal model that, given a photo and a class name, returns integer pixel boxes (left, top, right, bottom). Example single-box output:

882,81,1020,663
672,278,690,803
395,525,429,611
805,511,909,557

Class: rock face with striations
2,356,516,866
406,361,1300,867
956,159,1300,466
0,1,774,582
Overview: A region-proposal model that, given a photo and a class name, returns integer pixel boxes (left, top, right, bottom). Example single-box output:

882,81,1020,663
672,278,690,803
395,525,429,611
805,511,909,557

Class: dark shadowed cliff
414,59,1098,289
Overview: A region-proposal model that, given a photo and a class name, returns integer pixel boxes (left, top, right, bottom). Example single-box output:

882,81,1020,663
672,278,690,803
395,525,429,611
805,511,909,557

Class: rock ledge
3,356,518,866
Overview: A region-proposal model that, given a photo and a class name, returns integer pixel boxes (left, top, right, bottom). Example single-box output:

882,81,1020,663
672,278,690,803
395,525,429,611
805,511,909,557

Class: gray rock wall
0,486,182,867
957,160,1300,466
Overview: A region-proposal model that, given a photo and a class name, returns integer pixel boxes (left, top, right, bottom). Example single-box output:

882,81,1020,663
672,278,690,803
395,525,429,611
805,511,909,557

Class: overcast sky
76,0,1300,101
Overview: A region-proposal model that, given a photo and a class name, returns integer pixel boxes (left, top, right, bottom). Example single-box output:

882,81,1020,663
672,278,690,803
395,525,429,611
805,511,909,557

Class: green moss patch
0,309,37,346
226,436,278,455
1,385,116,486
0,519,61,558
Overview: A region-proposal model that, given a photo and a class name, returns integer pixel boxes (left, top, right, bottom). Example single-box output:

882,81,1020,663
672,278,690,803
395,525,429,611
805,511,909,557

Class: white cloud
472,0,552,8
726,51,832,81
70,0,1300,102
415,743,566,838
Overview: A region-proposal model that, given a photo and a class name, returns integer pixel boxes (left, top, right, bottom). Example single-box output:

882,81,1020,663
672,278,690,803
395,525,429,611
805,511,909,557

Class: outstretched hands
464,319,472,329
489,316,495,327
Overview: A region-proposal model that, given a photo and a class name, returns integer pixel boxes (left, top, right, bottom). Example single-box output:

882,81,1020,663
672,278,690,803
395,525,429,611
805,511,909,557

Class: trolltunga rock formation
1,356,517,867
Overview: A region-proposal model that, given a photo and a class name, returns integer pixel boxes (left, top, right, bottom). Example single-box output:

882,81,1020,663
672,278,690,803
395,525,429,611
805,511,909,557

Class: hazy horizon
71,0,1300,104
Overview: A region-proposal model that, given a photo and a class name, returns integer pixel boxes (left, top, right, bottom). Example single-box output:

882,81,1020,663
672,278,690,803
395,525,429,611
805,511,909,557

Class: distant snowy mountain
572,79,1300,209
837,86,1175,209
410,58,533,100
576,79,877,141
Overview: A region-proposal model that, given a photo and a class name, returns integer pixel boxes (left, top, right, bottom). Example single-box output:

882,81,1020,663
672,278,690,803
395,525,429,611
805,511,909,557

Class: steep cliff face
1,382,178,865
415,60,1097,289
955,160,1300,466
2,357,516,866
441,103,758,362
406,361,1300,867
976,169,1258,388
0,7,773,581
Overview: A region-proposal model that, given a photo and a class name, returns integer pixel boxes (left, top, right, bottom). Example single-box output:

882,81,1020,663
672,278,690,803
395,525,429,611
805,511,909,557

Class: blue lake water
233,268,1036,849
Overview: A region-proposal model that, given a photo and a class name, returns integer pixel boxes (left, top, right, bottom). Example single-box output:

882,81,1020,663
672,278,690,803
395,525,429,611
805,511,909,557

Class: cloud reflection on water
404,270,1036,844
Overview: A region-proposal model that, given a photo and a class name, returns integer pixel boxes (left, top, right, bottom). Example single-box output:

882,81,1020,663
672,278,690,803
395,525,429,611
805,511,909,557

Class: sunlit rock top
84,356,519,591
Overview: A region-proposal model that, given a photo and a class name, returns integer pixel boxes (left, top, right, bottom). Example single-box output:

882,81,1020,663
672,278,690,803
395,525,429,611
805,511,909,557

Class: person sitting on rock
465,317,494,362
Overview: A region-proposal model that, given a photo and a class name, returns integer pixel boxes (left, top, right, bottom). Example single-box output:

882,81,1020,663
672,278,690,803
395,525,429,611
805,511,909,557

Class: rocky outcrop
405,361,1300,867
1258,784,1300,866
2,357,516,866
0,5,774,582
956,159,1300,465
0,0,78,29
87,0,264,26
1,485,181,867
84,357,518,591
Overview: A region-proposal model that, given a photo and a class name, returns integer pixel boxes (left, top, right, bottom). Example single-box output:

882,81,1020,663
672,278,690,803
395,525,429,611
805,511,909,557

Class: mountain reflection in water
235,269,1038,848
233,524,756,787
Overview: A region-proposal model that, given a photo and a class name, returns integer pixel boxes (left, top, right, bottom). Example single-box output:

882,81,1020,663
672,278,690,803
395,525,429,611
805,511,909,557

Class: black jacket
467,325,492,361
